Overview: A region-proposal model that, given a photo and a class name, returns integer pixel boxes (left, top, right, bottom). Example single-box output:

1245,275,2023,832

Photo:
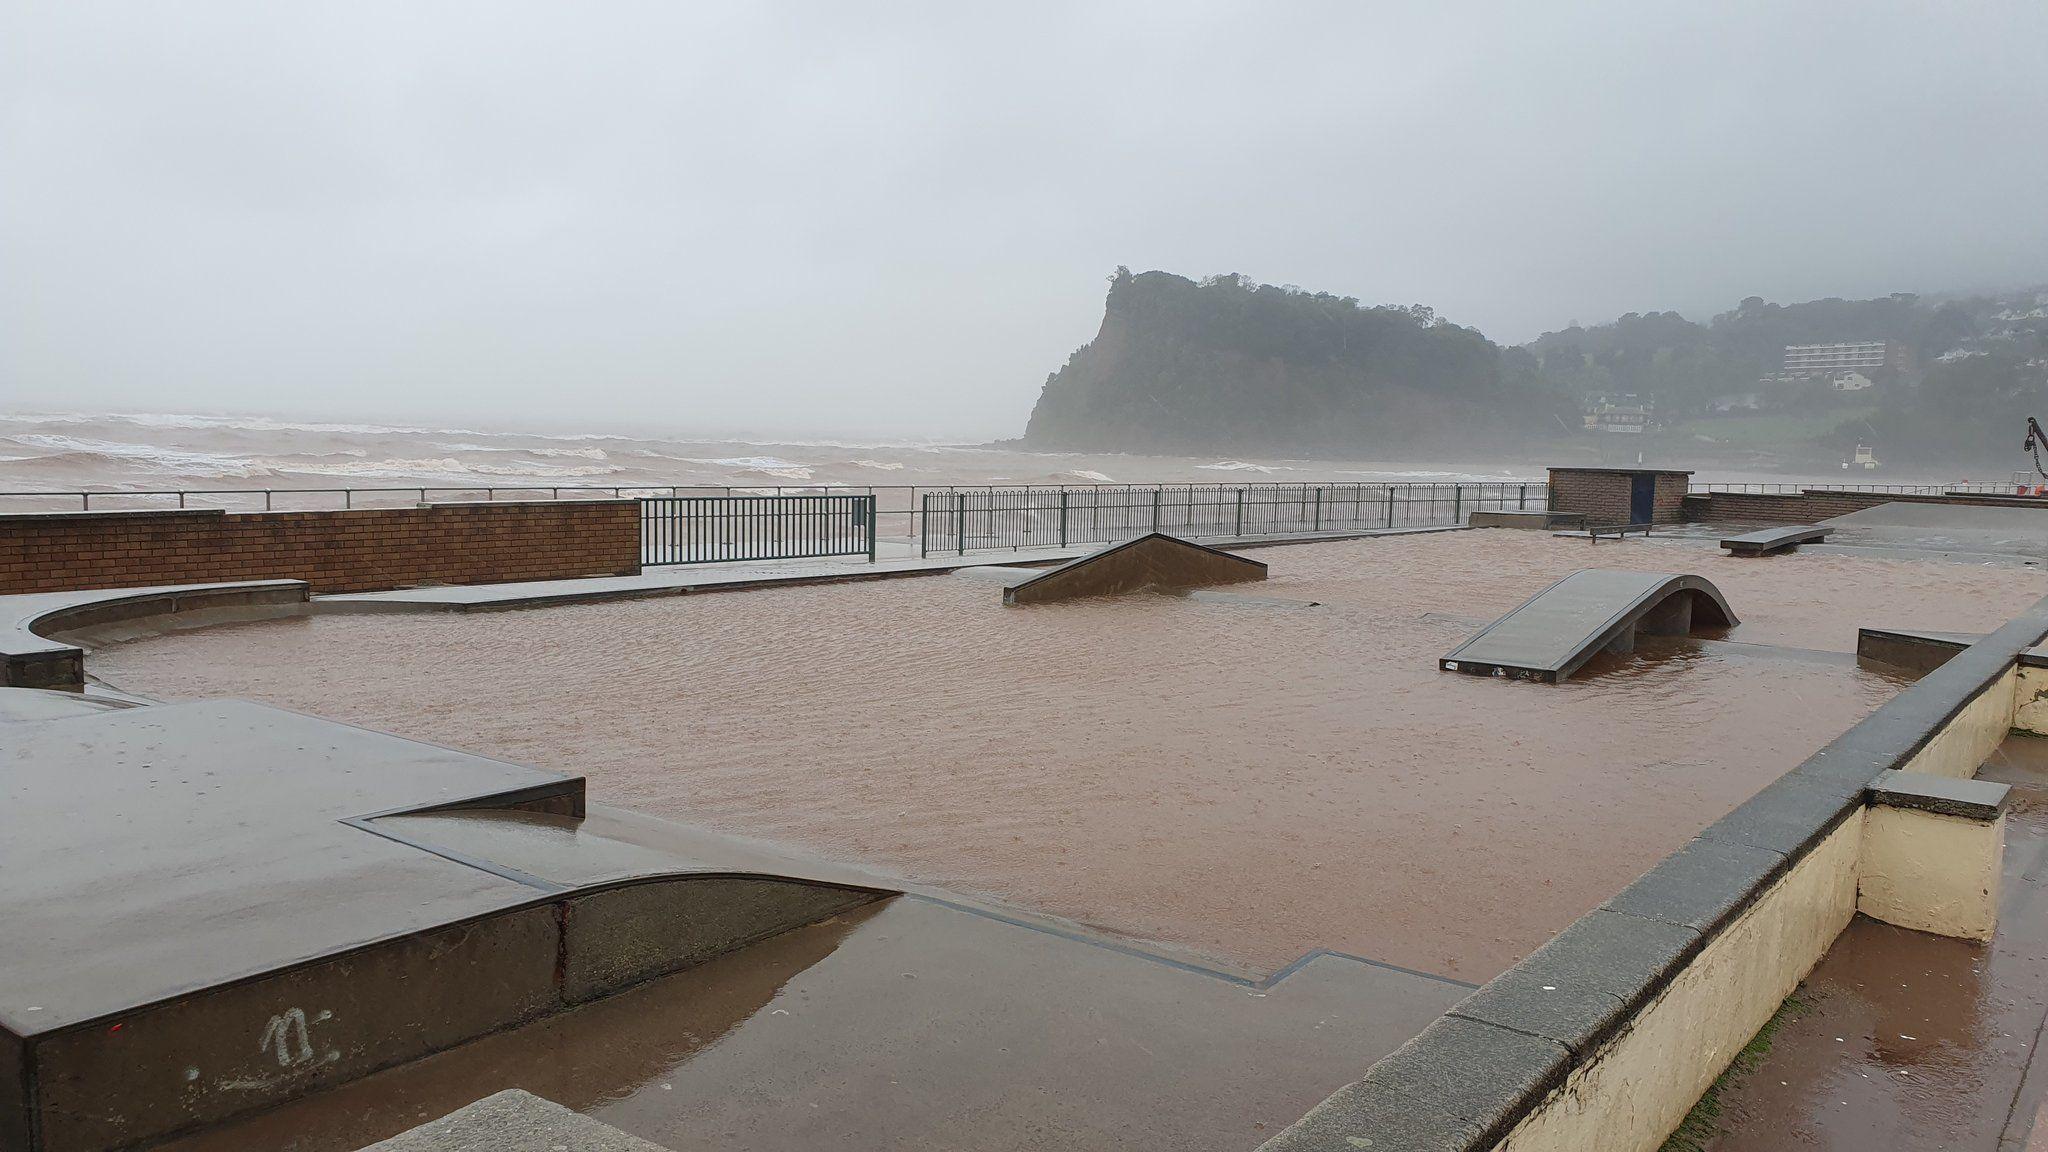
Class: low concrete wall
1681,488,2048,525
2014,660,2048,734
14,873,884,1152
1495,819,1861,1152
1,581,310,690
1261,591,2048,1152
0,501,640,596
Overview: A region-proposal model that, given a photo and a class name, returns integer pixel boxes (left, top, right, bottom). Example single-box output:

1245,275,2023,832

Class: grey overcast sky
3,1,2045,440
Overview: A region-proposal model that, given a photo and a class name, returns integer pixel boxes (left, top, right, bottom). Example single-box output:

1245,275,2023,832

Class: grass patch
1658,992,1810,1152
1664,411,1879,450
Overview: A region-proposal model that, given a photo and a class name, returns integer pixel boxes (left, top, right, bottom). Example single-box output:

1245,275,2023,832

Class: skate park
9,473,2048,1151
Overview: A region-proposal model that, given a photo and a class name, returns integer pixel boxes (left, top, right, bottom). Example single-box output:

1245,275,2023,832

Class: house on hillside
1583,396,1656,433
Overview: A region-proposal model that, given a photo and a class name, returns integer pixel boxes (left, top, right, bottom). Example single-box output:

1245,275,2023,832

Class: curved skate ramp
1439,569,1738,683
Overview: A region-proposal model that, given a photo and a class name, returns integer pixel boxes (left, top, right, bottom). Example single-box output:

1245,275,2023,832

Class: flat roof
1545,466,1694,476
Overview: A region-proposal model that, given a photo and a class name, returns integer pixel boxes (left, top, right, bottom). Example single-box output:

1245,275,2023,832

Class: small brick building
1546,467,1692,526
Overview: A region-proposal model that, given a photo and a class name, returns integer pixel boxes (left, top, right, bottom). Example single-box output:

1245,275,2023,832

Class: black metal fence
918,482,1543,556
639,494,875,566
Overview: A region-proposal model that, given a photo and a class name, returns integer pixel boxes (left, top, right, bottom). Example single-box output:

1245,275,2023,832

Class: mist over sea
0,411,1560,495
0,411,1984,501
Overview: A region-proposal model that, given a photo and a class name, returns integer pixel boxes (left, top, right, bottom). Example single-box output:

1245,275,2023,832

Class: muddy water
94,533,2048,981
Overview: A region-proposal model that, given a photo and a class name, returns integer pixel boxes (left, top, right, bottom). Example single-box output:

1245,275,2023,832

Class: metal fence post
866,496,877,563
1235,488,1244,536
1152,488,1160,533
1385,487,1394,527
921,494,929,559
1454,486,1462,524
1058,491,1069,547
1313,487,1322,532
1518,484,1527,510
955,491,965,557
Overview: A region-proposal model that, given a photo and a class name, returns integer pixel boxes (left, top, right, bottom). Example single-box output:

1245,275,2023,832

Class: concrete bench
1587,522,1654,542
1720,525,1831,556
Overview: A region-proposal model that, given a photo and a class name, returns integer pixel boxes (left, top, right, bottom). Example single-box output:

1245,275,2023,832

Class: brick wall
1679,489,2048,525
0,500,642,595
1546,469,1692,525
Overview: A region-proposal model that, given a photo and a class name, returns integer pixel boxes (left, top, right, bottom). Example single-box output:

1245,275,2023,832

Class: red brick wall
0,500,641,595
1546,470,1692,525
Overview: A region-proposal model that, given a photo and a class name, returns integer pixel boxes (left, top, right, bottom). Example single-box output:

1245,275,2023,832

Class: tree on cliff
1021,270,1576,453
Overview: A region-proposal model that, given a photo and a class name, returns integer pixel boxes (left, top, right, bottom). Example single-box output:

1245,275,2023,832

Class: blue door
1629,474,1655,525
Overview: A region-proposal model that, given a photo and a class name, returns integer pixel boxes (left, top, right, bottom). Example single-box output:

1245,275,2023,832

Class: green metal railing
917,482,1542,557
639,494,875,566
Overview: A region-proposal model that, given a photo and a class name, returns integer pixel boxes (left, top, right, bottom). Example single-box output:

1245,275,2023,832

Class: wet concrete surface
92,533,2048,982
158,895,1468,1152
1694,734,2048,1151
0,700,572,1034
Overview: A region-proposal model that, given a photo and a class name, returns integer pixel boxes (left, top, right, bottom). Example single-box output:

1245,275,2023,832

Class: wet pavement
1693,734,2048,1151
157,895,1468,1152
92,532,2048,983
0,699,571,1034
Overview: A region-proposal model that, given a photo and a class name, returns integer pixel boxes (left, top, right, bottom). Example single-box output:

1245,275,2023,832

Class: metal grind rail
917,482,1544,557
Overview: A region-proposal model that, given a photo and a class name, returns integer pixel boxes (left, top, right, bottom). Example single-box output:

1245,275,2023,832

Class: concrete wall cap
1868,770,2011,821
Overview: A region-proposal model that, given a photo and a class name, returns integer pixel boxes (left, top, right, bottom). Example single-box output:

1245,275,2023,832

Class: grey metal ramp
1721,525,1831,555
1439,569,1739,682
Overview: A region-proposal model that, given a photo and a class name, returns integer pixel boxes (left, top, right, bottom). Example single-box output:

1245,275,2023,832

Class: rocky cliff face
1022,270,1569,453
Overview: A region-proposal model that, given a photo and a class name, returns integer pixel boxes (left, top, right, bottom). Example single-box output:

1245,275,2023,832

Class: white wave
6,434,272,478
1197,460,1281,473
1062,469,1117,483
271,456,625,482
429,442,609,459
850,459,905,471
681,455,817,480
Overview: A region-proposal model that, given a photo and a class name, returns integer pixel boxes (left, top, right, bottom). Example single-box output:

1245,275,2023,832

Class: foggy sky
4,1,2045,440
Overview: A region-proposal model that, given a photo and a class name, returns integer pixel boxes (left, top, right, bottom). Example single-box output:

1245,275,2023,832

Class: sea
0,410,1991,507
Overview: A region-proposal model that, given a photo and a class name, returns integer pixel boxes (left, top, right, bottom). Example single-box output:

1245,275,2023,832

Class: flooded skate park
7,469,2048,1152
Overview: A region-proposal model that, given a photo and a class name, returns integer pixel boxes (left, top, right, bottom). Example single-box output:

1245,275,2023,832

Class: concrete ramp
1003,533,1266,605
1439,569,1739,682
0,700,882,1152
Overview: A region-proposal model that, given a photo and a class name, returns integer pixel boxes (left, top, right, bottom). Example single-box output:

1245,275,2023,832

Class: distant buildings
1583,396,1655,433
1764,341,1910,391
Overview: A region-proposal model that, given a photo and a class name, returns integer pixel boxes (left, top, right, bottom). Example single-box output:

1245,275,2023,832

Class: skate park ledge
1261,590,2048,1152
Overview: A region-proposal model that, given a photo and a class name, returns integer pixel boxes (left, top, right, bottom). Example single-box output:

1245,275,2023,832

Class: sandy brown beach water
94,533,2048,982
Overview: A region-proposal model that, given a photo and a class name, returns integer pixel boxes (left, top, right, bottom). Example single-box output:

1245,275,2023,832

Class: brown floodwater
92,532,2048,981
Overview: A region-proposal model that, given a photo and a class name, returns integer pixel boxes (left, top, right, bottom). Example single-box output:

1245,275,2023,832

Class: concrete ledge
1860,779,2005,942
1720,525,1831,556
357,1089,671,1151
0,581,309,689
1868,770,2011,821
1468,511,1584,530
1855,626,1982,675
1264,589,2048,1152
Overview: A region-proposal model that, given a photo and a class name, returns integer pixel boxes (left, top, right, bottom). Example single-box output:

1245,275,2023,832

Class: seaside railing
1689,481,2019,495
917,482,1543,557
0,480,1548,565
639,494,875,566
